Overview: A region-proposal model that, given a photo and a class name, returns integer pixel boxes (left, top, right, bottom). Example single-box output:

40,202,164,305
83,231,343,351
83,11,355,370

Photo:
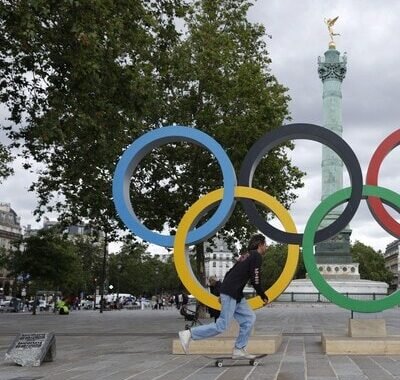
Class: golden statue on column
324,16,340,48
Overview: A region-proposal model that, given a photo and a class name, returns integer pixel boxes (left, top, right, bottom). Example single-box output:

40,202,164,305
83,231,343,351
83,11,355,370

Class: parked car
27,299,52,312
80,299,94,309
38,299,49,311
134,298,150,308
1,297,23,312
0,299,10,312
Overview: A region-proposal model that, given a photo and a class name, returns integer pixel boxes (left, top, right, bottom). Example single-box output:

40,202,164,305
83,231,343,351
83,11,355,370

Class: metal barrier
275,292,387,303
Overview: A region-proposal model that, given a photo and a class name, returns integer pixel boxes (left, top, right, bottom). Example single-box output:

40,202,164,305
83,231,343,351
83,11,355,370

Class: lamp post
99,232,108,314
93,277,97,310
154,268,159,296
117,262,122,306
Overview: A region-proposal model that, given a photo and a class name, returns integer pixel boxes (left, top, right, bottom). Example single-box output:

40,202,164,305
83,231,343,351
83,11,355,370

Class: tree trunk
32,296,37,316
195,242,208,318
99,232,108,313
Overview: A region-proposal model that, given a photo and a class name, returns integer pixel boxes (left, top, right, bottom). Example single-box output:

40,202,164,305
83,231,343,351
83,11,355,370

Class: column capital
318,49,347,82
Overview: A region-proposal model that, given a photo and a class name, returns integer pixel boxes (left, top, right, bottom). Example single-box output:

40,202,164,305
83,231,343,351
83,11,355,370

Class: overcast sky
0,1,399,254
247,0,400,252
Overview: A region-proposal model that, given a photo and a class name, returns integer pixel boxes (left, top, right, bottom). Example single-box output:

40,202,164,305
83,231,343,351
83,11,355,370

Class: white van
95,293,135,308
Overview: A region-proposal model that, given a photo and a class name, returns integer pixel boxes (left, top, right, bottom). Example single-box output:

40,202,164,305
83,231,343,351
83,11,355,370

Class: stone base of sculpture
280,278,388,302
323,319,400,355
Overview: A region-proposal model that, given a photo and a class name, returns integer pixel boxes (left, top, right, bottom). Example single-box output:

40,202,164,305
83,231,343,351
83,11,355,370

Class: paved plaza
1,303,400,380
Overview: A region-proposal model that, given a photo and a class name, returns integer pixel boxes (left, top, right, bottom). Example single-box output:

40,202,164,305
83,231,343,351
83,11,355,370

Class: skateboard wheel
250,359,257,366
216,360,223,367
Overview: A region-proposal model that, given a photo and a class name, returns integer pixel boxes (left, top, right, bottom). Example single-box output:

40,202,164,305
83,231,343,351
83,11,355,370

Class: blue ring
112,125,237,247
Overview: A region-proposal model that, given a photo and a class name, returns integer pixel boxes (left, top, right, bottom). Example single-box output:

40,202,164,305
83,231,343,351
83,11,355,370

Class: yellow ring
173,186,299,310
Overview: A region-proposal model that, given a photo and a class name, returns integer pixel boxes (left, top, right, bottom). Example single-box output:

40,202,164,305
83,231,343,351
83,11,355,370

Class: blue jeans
190,293,256,349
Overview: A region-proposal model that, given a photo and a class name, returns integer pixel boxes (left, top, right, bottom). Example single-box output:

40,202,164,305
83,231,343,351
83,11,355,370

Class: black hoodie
220,250,268,302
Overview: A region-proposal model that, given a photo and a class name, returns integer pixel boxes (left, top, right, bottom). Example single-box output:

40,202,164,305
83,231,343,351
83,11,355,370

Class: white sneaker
178,329,191,354
232,347,256,360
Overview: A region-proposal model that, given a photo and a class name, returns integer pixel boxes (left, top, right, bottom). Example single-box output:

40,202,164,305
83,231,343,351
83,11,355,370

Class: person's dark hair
239,247,247,255
247,233,266,251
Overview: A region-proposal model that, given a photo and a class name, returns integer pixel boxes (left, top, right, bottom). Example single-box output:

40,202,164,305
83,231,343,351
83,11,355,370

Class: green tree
2,228,84,296
74,237,103,296
0,1,185,232
0,144,13,183
0,0,172,230
0,1,304,305
108,241,152,296
261,244,305,290
131,0,304,289
0,0,185,310
108,242,184,297
158,255,183,294
351,241,393,284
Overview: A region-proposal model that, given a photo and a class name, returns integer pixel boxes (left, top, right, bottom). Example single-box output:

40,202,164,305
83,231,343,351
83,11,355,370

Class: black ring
238,123,363,244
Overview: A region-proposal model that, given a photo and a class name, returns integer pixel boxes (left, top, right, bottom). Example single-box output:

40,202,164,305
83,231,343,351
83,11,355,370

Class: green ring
303,185,400,313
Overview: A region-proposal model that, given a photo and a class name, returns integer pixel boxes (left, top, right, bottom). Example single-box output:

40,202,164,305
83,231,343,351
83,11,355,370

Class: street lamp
117,262,122,305
155,268,159,296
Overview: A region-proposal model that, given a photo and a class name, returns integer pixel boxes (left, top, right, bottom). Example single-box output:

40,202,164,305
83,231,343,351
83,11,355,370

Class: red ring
366,129,400,237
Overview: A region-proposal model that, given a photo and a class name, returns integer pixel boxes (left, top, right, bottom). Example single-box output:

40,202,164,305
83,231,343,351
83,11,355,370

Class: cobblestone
0,304,399,379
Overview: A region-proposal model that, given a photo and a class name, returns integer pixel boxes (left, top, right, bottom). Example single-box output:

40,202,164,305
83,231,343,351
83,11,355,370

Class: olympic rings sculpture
113,123,400,313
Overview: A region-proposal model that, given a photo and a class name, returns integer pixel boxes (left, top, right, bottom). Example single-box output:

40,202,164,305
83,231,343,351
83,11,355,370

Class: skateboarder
178,233,269,359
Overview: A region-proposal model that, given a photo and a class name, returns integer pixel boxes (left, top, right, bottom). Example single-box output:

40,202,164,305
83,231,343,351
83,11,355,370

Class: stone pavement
0,304,400,380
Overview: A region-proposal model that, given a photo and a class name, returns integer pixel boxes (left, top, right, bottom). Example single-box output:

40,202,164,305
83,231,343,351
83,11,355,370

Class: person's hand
260,296,269,306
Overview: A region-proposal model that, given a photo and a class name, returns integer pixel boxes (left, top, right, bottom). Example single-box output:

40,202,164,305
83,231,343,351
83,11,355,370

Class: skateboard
203,354,267,367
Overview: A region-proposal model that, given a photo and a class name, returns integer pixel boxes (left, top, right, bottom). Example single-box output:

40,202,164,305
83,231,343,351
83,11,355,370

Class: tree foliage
261,244,305,290
0,0,303,239
0,0,184,237
108,242,182,296
1,228,84,295
351,241,393,284
1,230,183,298
0,1,305,300
0,144,13,183
73,237,103,296
133,0,304,245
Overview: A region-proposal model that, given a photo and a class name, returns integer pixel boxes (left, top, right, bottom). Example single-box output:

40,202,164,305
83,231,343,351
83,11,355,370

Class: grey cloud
249,0,400,251
1,1,399,252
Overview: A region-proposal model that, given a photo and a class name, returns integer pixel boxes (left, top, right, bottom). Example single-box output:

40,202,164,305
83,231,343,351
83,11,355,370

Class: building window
213,254,217,260
212,262,216,268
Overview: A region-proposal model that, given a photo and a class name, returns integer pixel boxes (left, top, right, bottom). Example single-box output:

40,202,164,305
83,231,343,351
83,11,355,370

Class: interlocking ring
112,125,236,247
303,185,400,312
113,124,400,313
366,129,400,237
238,123,363,245
173,186,299,310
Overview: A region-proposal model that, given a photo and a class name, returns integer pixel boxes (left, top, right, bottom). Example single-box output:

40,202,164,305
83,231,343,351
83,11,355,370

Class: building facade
204,237,236,281
25,217,103,242
384,240,400,290
0,203,23,293
151,250,171,263
150,237,236,282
